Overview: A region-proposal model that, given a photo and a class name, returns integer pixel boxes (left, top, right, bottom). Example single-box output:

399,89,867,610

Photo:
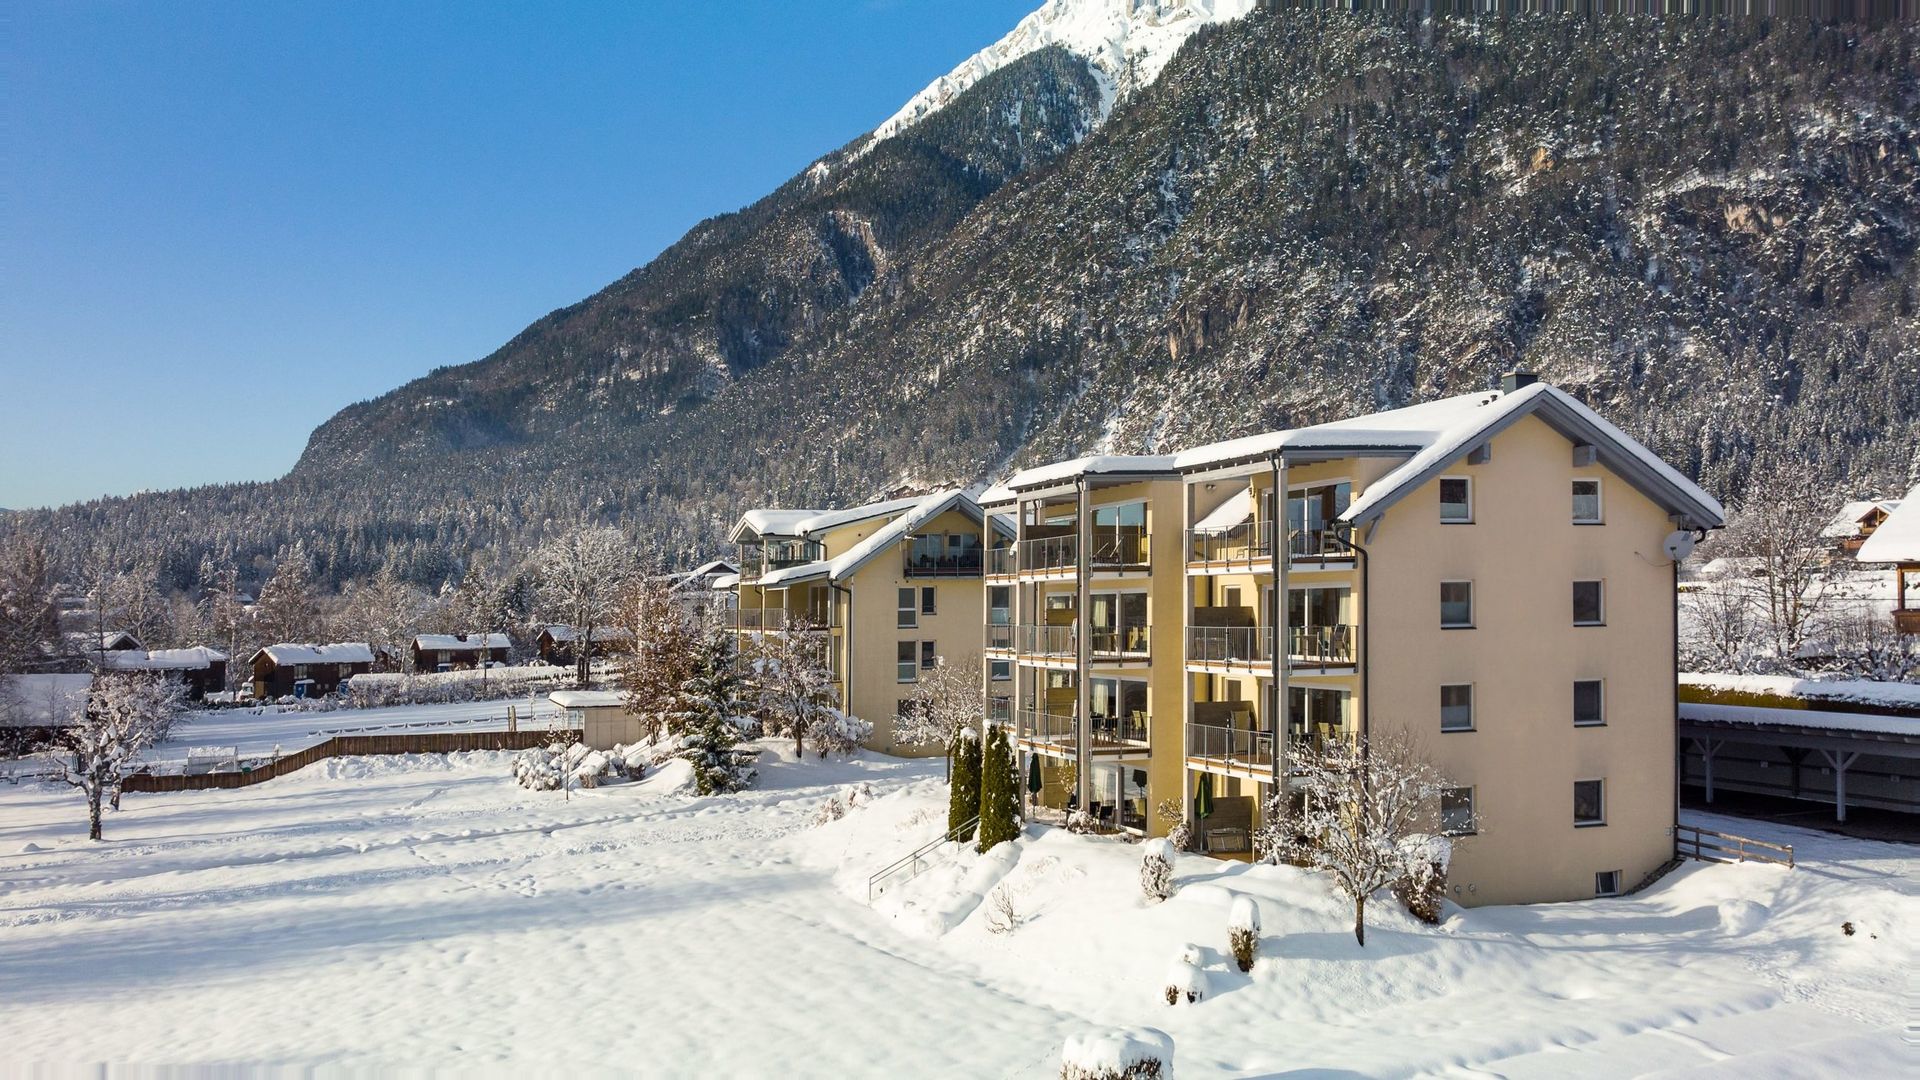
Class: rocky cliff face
15,10,1918,591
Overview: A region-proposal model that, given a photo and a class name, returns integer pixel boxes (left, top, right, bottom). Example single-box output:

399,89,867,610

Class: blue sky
2,0,1038,510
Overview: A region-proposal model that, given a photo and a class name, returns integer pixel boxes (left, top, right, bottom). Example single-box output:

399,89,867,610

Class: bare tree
1723,461,1834,660
59,672,184,841
896,651,984,752
619,574,698,740
254,549,322,645
0,535,59,677
1680,573,1760,673
343,563,430,670
534,526,633,688
1278,733,1449,947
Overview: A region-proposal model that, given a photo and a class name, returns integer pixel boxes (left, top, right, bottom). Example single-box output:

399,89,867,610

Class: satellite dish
1663,530,1696,562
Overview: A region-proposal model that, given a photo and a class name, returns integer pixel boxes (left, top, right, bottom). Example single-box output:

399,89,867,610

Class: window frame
1573,679,1605,727
1595,870,1622,897
920,640,937,672
921,586,937,616
897,588,917,629
1440,682,1475,733
1440,786,1477,836
1571,478,1604,525
989,658,1012,682
895,641,917,684
1573,580,1605,627
1440,580,1474,629
1438,476,1473,524
1573,778,1607,827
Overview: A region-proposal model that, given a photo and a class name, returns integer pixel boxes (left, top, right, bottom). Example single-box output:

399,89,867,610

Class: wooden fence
121,728,568,793
1675,823,1795,868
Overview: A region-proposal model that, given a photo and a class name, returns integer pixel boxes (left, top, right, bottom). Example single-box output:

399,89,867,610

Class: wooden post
1820,749,1860,821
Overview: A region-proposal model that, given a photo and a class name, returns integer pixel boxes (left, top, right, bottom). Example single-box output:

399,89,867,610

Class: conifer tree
671,630,756,795
947,726,980,842
976,725,1021,853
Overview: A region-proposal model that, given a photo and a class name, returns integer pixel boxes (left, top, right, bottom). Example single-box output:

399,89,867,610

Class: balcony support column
1181,477,1196,841
1074,480,1094,816
1270,454,1288,790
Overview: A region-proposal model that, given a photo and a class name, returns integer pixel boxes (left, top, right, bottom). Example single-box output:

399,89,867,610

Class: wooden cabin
410,633,511,673
98,647,228,701
247,643,375,699
535,625,632,667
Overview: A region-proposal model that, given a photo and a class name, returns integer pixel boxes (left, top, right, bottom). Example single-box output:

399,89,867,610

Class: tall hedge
948,728,980,842
977,725,1021,852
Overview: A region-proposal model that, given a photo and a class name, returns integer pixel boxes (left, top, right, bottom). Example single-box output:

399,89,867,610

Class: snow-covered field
0,743,1913,1076
136,697,569,765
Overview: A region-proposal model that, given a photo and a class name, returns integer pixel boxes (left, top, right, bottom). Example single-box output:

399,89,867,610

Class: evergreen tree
976,725,1021,853
671,630,756,795
947,726,980,842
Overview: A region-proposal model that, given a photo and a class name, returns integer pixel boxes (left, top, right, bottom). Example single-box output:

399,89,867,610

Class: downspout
830,579,853,722
1670,554,1680,861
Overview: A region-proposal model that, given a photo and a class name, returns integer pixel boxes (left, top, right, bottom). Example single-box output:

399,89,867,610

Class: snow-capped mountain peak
871,0,1257,145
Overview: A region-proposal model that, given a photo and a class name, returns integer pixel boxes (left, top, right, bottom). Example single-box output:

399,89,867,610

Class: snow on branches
58,672,185,841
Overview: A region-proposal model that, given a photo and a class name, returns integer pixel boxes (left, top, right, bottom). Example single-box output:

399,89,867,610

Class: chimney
1500,370,1539,394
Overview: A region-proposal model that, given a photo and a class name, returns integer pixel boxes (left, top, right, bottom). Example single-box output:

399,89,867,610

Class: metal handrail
986,547,1017,577
1016,624,1076,657
1089,625,1151,658
1186,722,1274,766
867,815,982,900
984,623,1014,651
1287,624,1357,668
1017,535,1078,573
1675,823,1794,868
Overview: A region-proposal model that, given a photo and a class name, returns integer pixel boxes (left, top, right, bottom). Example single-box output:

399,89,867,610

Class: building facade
983,375,1725,906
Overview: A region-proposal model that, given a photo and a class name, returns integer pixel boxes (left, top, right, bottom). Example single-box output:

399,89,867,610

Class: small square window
1573,581,1604,626
921,641,937,671
1439,477,1472,523
1441,581,1474,628
1595,870,1621,897
1441,684,1474,732
1574,680,1605,726
921,586,937,616
1574,779,1606,826
897,588,917,629
896,641,917,683
1572,479,1602,524
1441,787,1476,835
990,659,1012,681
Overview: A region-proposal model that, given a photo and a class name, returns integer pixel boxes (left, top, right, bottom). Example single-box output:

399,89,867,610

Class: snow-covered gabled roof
1823,499,1903,539
728,495,926,543
1001,455,1178,493
539,625,633,644
758,489,993,588
0,673,92,728
1856,485,1920,564
1326,385,1719,528
548,690,625,709
979,484,1016,507
99,647,227,672
253,643,376,667
70,630,143,652
414,634,510,652
1193,494,1252,531
709,574,740,591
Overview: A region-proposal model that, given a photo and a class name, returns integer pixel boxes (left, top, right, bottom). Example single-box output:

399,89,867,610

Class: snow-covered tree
896,651,984,752
669,630,756,795
749,622,868,758
343,563,430,669
1277,733,1449,946
59,672,184,841
1140,837,1175,903
619,574,699,738
1722,460,1834,659
0,535,59,677
976,725,1021,852
534,526,633,687
254,550,321,645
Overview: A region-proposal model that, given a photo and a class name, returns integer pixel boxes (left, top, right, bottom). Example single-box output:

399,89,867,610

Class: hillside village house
664,559,740,619
981,373,1725,906
0,672,92,753
1856,485,1920,635
1821,498,1903,559
97,647,228,701
726,490,1007,752
248,643,376,699
410,633,511,673
534,625,634,667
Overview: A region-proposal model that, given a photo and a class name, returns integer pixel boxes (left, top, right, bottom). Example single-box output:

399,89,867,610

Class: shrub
1065,810,1098,834
1162,943,1207,1006
1227,894,1261,972
976,726,1022,852
1395,834,1452,925
949,727,981,841
1140,838,1175,903
813,795,846,826
1060,1027,1173,1080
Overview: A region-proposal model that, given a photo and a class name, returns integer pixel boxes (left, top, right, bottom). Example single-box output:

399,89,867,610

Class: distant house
666,560,740,617
0,672,92,753
535,625,632,667
411,633,512,673
97,647,228,701
65,629,143,655
1822,498,1903,558
1856,485,1920,635
247,643,375,699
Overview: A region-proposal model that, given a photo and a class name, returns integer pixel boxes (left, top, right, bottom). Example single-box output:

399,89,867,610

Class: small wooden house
0,673,92,754
411,633,511,673
535,625,632,667
98,647,228,701
247,643,375,699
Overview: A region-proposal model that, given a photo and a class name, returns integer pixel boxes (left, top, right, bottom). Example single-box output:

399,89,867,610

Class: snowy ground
0,746,1913,1076
138,697,571,765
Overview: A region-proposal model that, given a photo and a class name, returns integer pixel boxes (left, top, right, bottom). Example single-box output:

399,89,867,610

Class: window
1439,477,1472,523
921,586,937,615
920,641,937,671
1440,684,1474,732
1595,870,1621,897
988,586,1011,625
1572,479,1602,524
896,642,916,683
990,658,1012,682
1574,680,1605,726
1574,779,1606,826
897,588,916,629
1441,787,1476,835
1441,581,1474,628
1573,580,1604,626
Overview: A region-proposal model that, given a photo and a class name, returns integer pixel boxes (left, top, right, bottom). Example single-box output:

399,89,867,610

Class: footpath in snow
0,742,1912,1075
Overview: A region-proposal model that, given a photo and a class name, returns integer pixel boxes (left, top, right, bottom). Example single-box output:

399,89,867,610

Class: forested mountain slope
11,11,1917,593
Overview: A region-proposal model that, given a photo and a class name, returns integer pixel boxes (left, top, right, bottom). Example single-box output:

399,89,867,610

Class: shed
548,690,641,750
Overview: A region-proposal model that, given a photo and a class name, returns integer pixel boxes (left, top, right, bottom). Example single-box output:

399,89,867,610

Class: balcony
1288,624,1357,670
720,608,832,632
1089,625,1151,661
1187,521,1272,567
1186,624,1272,667
903,550,983,578
985,623,1014,652
1016,708,1077,749
1186,722,1275,771
986,546,1017,578
1015,624,1076,659
1289,528,1353,565
738,539,825,584
1015,708,1150,751
1087,528,1149,570
1017,534,1079,575
988,696,1012,726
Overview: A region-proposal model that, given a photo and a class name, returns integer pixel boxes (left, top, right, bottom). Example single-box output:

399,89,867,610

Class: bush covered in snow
346,665,574,708
1140,838,1175,903
1227,895,1261,972
510,739,645,791
1394,834,1452,925
1060,1027,1173,1080
1065,809,1098,835
812,783,877,827
1162,944,1208,1006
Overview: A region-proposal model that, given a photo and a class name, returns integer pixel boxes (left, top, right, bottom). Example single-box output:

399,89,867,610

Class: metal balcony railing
1289,528,1352,562
986,547,1017,577
1015,709,1150,750
988,696,1012,726
985,623,1014,652
1187,520,1273,565
1288,624,1357,669
1186,723,1275,768
1017,535,1078,574
1016,708,1077,747
1186,625,1273,666
903,551,983,578
1016,624,1076,657
1088,625,1151,659
720,608,832,632
1086,530,1149,569
737,539,825,583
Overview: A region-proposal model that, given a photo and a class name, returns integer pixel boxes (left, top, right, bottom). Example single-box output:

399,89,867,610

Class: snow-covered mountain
871,0,1256,143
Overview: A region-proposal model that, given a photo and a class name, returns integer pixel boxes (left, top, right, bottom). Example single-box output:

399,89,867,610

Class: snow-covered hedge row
1061,1027,1173,1080
510,740,650,791
346,665,576,708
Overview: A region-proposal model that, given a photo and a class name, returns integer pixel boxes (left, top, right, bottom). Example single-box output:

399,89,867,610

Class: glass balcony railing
1187,520,1272,565
1185,723,1275,768
1185,625,1273,666
986,547,1017,577
985,623,1014,652
1288,624,1357,669
1088,625,1151,659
